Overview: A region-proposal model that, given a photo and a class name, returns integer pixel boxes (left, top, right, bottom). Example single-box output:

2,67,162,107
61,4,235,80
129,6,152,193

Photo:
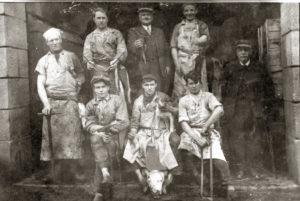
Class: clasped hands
91,125,119,143
190,126,210,147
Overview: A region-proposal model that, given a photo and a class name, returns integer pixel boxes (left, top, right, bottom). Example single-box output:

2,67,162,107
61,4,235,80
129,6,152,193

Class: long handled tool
200,136,214,201
38,112,61,181
209,140,214,201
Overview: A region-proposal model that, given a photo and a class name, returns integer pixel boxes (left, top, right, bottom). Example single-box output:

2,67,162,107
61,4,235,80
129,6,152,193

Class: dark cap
137,7,154,14
235,39,252,48
90,74,111,86
142,74,157,82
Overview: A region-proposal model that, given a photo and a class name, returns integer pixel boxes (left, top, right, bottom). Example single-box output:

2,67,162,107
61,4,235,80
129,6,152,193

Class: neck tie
146,26,151,35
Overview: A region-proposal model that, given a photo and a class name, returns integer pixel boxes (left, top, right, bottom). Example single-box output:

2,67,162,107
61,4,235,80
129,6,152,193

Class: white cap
43,28,63,41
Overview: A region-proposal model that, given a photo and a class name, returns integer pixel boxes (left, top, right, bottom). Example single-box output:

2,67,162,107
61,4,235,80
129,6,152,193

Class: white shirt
142,25,151,35
240,59,250,66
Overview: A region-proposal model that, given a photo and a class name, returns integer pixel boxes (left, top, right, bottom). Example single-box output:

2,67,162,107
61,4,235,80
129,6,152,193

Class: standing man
36,28,85,182
85,75,129,201
83,7,130,103
223,39,274,179
127,7,171,94
178,71,234,197
171,3,210,101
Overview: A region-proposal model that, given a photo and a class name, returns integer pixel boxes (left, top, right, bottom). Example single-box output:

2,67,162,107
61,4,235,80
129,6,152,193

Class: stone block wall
281,3,300,184
0,2,32,181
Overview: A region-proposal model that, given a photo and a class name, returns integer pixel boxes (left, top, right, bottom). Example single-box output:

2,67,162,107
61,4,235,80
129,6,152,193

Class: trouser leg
212,159,231,185
169,132,182,174
90,135,110,170
230,127,247,173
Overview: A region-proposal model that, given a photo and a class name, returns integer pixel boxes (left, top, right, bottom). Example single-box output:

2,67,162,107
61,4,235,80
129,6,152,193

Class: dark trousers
228,116,265,172
90,134,118,193
183,151,231,187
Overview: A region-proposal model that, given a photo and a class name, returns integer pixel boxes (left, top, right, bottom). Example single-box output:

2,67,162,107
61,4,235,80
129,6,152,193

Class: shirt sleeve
170,24,180,48
114,96,129,131
130,98,141,130
83,34,93,64
35,57,46,75
85,101,98,133
199,20,210,42
127,28,139,57
115,30,128,62
207,93,222,111
71,53,84,74
178,97,189,123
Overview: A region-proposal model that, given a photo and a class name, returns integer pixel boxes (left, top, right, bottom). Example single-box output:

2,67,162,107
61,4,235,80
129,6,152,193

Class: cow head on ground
143,169,173,199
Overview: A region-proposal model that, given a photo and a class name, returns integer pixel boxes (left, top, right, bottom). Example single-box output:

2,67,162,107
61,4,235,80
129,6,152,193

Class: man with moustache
178,71,234,197
222,39,274,179
35,28,85,183
127,7,171,94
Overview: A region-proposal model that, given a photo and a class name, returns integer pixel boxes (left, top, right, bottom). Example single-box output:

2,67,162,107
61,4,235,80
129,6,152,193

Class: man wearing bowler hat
222,39,274,179
127,6,171,95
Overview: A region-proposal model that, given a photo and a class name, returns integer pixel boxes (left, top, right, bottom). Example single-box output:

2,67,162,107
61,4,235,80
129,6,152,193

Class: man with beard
222,39,274,179
178,71,234,198
127,7,171,95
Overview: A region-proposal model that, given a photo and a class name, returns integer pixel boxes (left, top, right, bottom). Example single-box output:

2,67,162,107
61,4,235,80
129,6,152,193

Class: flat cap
90,74,111,86
142,74,157,82
137,7,154,13
235,39,252,48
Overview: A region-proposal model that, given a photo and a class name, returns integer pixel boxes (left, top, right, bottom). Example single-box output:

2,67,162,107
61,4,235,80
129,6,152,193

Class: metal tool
38,112,62,181
200,133,214,201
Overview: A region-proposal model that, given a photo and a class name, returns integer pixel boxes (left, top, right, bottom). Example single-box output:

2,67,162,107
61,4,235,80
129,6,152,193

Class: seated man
85,75,129,201
178,71,234,198
123,74,180,196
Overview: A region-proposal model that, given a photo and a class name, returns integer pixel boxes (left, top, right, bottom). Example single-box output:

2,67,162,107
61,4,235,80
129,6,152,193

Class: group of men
35,3,274,201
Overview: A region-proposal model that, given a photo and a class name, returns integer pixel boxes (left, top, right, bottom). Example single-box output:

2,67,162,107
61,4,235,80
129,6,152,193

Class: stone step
11,172,299,201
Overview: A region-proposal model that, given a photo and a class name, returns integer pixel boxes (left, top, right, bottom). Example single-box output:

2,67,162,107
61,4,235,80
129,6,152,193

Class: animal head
145,170,167,197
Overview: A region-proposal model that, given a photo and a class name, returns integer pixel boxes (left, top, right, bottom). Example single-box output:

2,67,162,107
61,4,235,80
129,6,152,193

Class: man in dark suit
222,39,274,179
127,7,171,95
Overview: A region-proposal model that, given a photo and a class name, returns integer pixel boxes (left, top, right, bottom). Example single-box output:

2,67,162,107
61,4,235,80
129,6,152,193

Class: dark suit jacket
222,60,274,120
127,25,171,78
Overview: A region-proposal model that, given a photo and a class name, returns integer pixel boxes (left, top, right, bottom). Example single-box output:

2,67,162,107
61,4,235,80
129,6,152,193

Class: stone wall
0,2,32,181
281,3,300,184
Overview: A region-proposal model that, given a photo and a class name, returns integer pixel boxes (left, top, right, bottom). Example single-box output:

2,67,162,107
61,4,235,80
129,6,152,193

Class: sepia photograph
0,0,299,200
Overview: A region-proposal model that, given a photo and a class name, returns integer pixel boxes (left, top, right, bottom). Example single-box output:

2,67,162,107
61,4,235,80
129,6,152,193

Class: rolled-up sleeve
35,57,46,75
199,21,210,41
178,97,189,123
207,93,222,111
